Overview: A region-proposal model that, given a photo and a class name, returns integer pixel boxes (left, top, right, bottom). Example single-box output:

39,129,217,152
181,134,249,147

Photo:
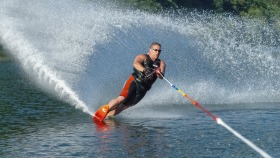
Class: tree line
0,45,6,57
118,0,280,18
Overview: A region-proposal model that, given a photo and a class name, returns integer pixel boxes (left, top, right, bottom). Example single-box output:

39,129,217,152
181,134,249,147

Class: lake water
1,0,280,157
1,61,279,158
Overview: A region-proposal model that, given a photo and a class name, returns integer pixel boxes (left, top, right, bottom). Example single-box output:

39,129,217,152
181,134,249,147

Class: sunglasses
152,49,161,53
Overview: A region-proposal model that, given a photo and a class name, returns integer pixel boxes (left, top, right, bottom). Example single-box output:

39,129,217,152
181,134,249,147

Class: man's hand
143,68,154,76
155,67,161,76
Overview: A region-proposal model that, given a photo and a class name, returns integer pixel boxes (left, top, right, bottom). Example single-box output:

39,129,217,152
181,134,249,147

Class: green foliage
212,0,280,33
0,45,4,56
213,0,280,18
117,0,280,33
0,45,11,62
117,0,215,12
119,0,280,19
117,0,162,12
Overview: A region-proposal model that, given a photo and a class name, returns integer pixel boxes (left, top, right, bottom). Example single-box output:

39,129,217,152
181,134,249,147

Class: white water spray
0,0,278,156
0,24,92,115
0,0,114,115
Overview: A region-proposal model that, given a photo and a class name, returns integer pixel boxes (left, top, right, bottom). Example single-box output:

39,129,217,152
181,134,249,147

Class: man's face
149,45,161,61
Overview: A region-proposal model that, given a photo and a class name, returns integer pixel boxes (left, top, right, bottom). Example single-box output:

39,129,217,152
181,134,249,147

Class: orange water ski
93,104,109,122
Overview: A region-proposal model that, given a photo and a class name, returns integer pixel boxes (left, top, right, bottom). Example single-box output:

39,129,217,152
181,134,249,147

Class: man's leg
106,96,125,117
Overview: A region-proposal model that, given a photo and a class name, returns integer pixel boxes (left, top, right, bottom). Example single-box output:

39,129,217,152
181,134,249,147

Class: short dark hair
150,42,161,48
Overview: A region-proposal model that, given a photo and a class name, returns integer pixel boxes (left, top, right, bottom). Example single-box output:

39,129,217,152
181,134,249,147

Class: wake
0,24,92,116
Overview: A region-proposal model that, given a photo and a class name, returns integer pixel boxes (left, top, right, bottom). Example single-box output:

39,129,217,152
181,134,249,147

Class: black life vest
132,54,161,89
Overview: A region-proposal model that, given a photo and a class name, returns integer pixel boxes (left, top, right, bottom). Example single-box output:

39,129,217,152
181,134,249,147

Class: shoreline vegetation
0,45,11,62
116,0,280,31
117,0,280,18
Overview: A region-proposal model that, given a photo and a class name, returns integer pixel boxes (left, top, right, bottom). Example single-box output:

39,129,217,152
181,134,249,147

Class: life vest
132,54,161,89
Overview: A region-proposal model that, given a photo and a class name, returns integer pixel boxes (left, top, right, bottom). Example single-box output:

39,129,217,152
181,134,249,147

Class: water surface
1,62,279,157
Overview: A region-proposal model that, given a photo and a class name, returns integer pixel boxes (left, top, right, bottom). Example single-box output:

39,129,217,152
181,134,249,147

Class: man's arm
133,54,147,72
157,60,166,79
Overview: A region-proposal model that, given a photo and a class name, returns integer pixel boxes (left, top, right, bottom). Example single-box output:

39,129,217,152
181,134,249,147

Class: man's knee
116,96,125,103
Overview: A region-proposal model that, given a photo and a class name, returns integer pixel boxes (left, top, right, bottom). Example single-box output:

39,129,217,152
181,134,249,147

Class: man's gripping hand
143,68,154,76
155,67,161,76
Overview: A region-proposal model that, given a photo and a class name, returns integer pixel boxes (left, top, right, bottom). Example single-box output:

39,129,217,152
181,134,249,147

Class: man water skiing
94,42,166,121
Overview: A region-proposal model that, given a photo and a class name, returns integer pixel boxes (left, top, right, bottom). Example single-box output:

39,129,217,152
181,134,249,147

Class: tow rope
158,72,271,158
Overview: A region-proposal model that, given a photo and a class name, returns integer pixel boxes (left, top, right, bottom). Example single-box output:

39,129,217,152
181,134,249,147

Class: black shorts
119,75,148,107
